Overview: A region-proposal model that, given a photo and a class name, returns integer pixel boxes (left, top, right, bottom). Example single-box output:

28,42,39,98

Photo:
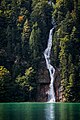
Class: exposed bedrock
36,60,64,102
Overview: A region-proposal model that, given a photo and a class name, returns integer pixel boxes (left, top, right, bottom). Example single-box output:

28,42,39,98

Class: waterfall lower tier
44,28,55,102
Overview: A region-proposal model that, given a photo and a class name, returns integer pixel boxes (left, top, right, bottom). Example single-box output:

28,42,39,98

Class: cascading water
44,18,56,102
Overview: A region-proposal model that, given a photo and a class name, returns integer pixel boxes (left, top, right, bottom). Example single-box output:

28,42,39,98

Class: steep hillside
0,0,80,102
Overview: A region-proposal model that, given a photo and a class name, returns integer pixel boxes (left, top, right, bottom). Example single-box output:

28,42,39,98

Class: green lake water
0,102,80,120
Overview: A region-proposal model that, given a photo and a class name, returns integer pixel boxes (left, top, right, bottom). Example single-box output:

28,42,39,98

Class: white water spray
44,19,56,102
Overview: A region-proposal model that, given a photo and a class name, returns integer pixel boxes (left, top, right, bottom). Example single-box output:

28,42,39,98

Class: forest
0,0,80,102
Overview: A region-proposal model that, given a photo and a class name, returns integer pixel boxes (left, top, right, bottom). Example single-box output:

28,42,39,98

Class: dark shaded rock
37,61,50,84
36,59,65,102
37,84,49,102
36,60,50,101
54,68,61,102
54,68,66,102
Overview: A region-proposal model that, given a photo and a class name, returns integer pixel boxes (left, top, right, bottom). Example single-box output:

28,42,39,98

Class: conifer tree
29,22,41,63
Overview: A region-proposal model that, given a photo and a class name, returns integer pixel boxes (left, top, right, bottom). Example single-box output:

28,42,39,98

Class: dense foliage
53,0,80,102
0,0,80,102
0,0,52,101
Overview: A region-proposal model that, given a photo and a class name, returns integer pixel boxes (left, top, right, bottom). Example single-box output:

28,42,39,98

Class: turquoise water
0,103,80,120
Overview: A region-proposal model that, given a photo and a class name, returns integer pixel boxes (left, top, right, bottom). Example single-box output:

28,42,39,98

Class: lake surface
0,102,80,120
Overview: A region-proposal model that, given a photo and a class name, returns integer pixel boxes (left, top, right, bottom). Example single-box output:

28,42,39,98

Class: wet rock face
36,60,50,102
37,84,49,102
36,60,64,102
54,68,61,102
54,68,66,102
37,61,50,84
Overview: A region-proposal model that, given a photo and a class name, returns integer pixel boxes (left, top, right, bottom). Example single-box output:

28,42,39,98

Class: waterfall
44,19,56,102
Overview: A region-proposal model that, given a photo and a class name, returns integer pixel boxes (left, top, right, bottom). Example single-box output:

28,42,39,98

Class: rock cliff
36,59,64,102
36,60,50,102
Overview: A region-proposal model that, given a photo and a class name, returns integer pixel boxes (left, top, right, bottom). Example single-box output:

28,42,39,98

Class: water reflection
0,103,80,120
45,103,80,120
0,103,33,120
54,103,80,120
45,103,55,120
